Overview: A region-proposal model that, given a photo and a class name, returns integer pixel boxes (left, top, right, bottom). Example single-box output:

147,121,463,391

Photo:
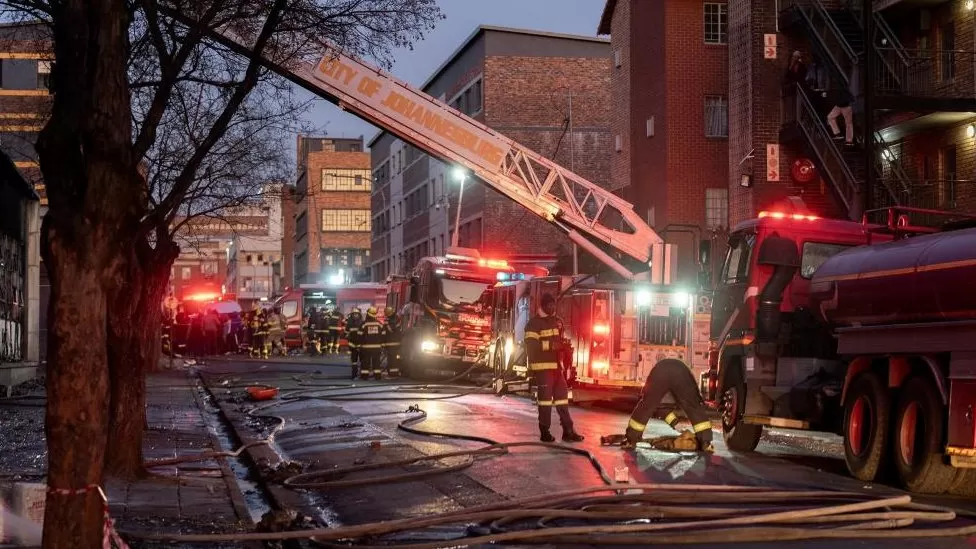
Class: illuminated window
321,209,371,232
704,3,728,44
321,168,371,191
37,61,51,90
181,267,191,280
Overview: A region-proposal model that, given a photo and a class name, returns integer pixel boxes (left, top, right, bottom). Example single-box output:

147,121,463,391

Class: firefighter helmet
384,306,394,317
366,306,378,317
351,307,361,314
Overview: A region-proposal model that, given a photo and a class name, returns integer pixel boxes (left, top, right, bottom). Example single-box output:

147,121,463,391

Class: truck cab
704,207,885,450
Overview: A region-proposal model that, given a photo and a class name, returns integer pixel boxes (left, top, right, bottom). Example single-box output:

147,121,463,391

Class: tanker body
703,201,976,495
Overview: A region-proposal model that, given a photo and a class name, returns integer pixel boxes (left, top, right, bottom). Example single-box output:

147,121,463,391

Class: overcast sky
301,0,607,146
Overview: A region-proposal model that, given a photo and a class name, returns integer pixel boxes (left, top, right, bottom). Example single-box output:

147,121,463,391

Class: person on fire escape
624,358,714,452
525,293,584,443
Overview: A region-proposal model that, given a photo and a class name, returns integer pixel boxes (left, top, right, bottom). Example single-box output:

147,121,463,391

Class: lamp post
451,167,468,248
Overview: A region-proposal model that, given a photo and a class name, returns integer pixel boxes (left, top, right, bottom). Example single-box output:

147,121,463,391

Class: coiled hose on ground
117,367,976,547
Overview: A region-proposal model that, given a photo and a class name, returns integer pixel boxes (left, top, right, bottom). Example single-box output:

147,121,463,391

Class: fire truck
273,283,387,351
702,201,976,494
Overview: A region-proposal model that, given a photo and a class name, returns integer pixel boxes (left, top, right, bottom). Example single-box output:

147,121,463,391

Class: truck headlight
421,340,438,352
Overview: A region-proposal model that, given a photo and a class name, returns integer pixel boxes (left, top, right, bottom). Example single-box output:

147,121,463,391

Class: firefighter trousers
626,359,713,445
385,343,401,376
360,348,382,378
326,329,340,352
533,369,574,434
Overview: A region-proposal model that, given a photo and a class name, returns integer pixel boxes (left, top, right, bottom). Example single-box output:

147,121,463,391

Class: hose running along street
120,368,976,547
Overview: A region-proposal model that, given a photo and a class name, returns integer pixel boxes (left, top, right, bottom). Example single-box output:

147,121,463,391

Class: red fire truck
273,283,387,351
387,248,548,378
702,202,976,493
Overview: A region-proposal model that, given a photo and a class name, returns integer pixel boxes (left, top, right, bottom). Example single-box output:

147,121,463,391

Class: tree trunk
105,235,179,478
41,219,114,548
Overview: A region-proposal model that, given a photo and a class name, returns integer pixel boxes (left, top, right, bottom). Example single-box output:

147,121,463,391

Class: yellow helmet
384,306,394,317
366,306,378,317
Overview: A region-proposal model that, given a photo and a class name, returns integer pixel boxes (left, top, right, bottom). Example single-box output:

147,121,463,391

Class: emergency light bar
759,211,820,221
496,272,527,282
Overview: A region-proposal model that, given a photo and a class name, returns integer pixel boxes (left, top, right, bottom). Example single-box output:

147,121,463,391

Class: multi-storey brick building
598,0,730,283
729,0,976,227
294,135,372,285
369,26,611,281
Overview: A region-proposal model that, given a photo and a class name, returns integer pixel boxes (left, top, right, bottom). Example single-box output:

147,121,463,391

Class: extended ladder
192,21,673,282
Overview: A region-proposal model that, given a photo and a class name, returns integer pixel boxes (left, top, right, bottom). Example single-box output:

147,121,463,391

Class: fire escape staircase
780,0,911,218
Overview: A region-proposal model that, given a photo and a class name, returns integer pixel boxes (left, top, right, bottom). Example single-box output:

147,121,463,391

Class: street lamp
451,167,468,248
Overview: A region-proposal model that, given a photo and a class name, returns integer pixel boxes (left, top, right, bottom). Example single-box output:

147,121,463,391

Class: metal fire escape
780,0,913,218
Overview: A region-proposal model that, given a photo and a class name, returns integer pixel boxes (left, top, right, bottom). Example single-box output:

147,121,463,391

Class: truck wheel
842,372,889,482
949,468,976,497
721,366,763,452
492,344,507,395
892,377,955,494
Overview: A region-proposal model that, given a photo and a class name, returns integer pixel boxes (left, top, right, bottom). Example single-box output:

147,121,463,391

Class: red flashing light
478,258,509,269
758,211,819,221
592,323,610,336
591,360,609,372
186,292,220,302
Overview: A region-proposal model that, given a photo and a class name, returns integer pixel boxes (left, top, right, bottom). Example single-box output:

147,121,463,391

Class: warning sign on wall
764,34,777,59
767,143,780,182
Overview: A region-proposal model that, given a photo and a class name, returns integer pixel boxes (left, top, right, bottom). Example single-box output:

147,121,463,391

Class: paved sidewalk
0,369,258,548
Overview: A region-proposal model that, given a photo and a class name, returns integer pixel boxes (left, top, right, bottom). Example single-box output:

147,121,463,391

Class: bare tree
0,1,442,546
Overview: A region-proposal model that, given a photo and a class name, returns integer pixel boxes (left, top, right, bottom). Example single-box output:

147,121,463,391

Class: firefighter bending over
384,306,402,378
346,307,363,379
526,293,584,443
358,307,386,380
624,358,713,452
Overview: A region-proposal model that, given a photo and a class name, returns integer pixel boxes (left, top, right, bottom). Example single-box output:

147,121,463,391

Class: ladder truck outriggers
183,15,711,396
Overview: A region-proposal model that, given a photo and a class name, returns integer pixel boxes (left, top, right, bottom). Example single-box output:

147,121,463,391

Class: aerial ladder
179,15,676,284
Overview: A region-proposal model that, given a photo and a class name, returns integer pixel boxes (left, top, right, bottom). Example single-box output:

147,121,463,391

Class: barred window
704,95,728,138
705,188,728,230
321,209,371,232
321,168,372,191
704,3,728,45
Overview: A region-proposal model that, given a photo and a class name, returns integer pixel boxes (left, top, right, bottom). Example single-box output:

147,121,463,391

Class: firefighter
525,293,584,443
345,307,364,378
358,307,386,380
383,306,402,378
267,306,285,356
313,306,330,355
325,304,343,354
623,358,714,452
250,309,267,358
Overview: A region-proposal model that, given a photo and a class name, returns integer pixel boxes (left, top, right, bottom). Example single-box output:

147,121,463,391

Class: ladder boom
185,19,670,283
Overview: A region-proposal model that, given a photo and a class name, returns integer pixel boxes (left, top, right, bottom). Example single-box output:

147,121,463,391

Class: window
322,168,372,191
201,262,218,275
721,234,755,284
37,60,51,90
704,95,728,138
800,242,852,279
940,23,955,81
281,300,298,318
705,188,728,229
181,267,191,280
321,209,371,232
704,3,728,44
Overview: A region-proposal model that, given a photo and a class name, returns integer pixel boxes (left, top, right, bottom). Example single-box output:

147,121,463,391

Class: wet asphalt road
199,355,976,548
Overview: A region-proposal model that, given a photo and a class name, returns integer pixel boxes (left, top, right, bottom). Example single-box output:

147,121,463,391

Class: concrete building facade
225,186,286,309
598,0,731,284
369,26,611,281
294,136,372,285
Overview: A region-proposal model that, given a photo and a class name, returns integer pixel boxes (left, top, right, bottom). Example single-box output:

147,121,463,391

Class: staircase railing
847,1,909,92
782,0,857,88
874,132,911,197
792,84,859,214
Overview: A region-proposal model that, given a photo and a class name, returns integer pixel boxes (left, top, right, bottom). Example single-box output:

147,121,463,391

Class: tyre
492,343,507,395
949,468,976,497
892,377,955,494
720,364,763,452
842,372,890,482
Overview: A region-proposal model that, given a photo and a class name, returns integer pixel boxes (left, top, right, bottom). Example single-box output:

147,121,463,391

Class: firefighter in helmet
383,306,402,378
345,307,364,379
251,308,269,358
525,293,584,443
313,306,330,355
623,358,714,452
358,307,387,380
325,303,343,354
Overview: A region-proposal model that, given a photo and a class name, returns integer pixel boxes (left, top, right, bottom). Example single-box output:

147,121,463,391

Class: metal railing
874,132,911,196
874,179,972,210
791,84,860,213
782,0,858,88
875,48,976,99
847,0,910,91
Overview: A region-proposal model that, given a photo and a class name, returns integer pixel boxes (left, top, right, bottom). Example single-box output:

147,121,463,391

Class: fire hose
116,374,976,547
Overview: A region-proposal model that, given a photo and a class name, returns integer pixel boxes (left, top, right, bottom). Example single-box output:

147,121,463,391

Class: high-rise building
598,0,730,283
294,135,372,285
369,26,611,281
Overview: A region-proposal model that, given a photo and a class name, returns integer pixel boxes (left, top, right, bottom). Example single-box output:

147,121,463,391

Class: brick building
729,0,976,227
294,136,372,285
369,26,611,281
598,0,730,283
279,184,298,288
